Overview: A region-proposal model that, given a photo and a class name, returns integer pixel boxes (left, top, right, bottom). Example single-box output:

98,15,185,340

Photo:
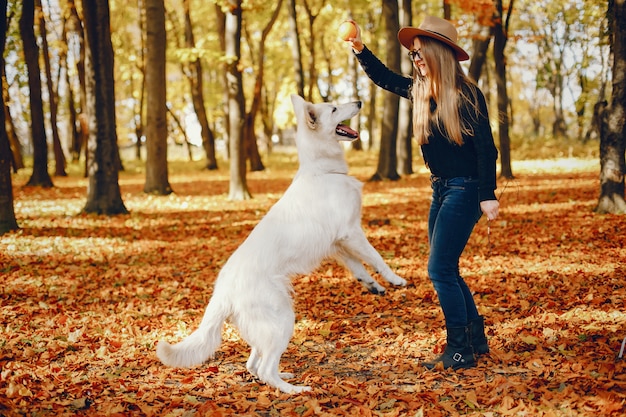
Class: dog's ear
290,94,303,110
305,104,317,130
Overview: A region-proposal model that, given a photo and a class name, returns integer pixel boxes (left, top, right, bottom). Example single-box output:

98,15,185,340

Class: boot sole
423,361,477,370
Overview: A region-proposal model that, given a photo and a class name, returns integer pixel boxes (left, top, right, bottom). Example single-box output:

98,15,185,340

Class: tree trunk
65,0,88,169
20,0,53,188
584,57,609,143
166,106,194,161
370,0,400,182
552,71,568,139
366,81,377,151
81,0,128,215
61,24,79,163
215,4,229,159
243,0,282,172
364,20,380,152
225,0,251,201
494,0,514,179
62,0,81,162
36,0,66,177
143,0,171,195
287,0,305,98
396,0,413,175
2,83,24,172
596,0,626,214
260,88,275,154
0,107,17,234
443,0,451,19
302,1,322,101
183,0,218,170
349,42,362,151
319,36,333,102
468,23,493,83
244,112,265,171
133,0,146,162
0,0,18,234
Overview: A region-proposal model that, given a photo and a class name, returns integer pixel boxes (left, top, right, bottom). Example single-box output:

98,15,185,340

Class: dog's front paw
368,285,386,295
364,281,386,294
388,274,407,287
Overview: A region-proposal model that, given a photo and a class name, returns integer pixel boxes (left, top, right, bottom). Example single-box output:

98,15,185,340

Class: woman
344,15,499,370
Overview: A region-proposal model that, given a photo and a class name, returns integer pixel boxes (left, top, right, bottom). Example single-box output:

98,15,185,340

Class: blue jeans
428,176,482,328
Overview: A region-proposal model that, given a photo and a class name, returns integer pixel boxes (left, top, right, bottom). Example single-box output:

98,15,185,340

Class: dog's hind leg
255,348,311,394
339,233,407,288
247,348,295,380
237,294,311,394
246,347,261,378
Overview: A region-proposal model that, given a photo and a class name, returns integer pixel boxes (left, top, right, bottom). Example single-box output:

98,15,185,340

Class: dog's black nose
357,101,362,108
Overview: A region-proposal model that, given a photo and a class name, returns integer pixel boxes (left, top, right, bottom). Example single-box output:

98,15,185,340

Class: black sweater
355,46,498,201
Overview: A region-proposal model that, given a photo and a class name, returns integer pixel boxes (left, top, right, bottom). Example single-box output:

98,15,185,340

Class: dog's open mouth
336,123,359,141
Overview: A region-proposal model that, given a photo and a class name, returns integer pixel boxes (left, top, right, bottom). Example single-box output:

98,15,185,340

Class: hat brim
398,27,469,61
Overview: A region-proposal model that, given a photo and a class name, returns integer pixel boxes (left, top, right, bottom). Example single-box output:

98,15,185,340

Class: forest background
0,0,615,189
1,0,625,415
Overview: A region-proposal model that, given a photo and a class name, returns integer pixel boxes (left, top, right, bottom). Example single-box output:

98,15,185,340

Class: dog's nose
356,101,362,108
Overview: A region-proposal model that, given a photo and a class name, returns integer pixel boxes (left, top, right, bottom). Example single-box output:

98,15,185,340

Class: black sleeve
472,89,498,201
354,46,413,100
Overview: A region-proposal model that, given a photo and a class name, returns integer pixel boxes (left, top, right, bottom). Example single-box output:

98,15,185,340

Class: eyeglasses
408,49,424,61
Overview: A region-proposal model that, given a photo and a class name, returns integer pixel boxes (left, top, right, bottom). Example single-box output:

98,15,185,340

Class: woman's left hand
480,200,499,221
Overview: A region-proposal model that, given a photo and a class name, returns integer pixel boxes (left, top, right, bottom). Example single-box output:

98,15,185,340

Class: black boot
424,325,475,370
469,316,489,356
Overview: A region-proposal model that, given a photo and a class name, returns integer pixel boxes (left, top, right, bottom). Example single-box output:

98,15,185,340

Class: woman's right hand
343,20,364,53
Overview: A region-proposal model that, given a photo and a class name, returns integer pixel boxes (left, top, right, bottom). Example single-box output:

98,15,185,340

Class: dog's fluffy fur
156,94,406,393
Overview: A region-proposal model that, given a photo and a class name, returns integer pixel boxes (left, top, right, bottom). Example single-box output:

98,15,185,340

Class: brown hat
398,15,469,61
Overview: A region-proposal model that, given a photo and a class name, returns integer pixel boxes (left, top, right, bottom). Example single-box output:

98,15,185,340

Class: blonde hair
411,37,481,146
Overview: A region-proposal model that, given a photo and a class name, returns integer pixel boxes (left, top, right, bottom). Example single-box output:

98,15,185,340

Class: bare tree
63,0,87,167
396,0,413,175
596,0,626,214
215,4,229,160
132,0,146,161
81,0,128,214
183,0,218,170
370,0,400,182
0,0,18,234
243,0,283,172
493,0,514,179
2,76,24,171
143,0,172,195
535,11,569,140
287,0,304,98
468,22,493,83
301,0,325,101
61,0,81,163
363,9,380,152
347,11,363,151
37,0,66,177
20,0,53,188
224,0,251,200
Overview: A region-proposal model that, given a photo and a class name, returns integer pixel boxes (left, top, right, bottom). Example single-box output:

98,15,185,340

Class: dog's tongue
336,124,359,141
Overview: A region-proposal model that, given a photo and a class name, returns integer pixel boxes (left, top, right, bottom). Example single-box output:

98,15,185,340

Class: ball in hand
338,21,357,41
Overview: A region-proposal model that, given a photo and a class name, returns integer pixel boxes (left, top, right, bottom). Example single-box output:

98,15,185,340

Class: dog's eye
332,107,337,113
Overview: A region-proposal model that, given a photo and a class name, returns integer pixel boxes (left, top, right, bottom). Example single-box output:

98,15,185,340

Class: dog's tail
156,298,228,368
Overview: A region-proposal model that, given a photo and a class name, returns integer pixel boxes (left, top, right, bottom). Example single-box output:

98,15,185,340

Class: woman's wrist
352,42,364,53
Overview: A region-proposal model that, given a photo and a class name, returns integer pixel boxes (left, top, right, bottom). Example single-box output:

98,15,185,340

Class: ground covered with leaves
1,154,625,416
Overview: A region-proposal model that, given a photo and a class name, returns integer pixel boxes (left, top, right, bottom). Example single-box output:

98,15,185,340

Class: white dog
156,94,407,394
